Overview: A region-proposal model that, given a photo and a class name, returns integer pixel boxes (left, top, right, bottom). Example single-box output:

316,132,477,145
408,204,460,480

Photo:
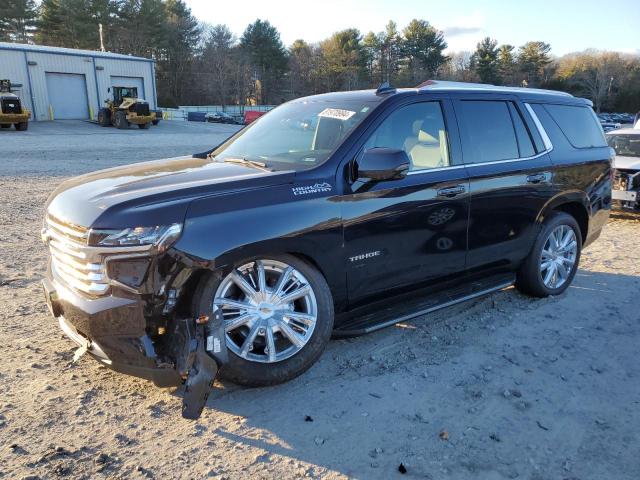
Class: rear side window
508,103,536,157
457,101,519,163
543,104,607,148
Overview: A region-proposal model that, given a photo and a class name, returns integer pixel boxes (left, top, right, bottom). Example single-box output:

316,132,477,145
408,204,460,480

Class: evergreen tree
472,37,500,84
0,0,38,43
381,20,402,83
240,19,288,103
320,28,364,91
518,41,552,87
497,44,516,85
362,31,382,85
401,19,448,85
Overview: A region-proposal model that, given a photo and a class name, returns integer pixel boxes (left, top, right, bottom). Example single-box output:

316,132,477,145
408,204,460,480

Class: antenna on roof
376,82,396,95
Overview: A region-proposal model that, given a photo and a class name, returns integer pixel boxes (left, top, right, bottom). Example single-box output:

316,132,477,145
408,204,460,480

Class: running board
333,277,514,337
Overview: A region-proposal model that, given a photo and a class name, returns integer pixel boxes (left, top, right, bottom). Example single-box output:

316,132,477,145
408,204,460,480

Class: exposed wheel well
552,202,588,244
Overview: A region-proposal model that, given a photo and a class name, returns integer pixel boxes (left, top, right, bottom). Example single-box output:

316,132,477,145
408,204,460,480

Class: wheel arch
537,190,591,244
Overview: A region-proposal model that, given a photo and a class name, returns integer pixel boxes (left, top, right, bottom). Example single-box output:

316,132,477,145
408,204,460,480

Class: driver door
340,98,470,305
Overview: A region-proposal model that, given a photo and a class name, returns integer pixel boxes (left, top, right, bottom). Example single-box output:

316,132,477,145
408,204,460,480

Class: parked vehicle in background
601,121,622,133
0,79,30,131
244,110,266,125
205,111,238,124
41,81,612,419
607,122,640,211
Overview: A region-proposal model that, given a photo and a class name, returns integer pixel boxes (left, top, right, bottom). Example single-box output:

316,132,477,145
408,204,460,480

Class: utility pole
98,23,105,52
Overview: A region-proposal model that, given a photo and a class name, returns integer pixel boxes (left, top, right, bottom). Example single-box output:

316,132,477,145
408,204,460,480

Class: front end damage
41,215,227,419
612,168,640,211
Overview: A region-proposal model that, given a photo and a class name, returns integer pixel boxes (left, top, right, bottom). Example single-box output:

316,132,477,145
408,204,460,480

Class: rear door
341,96,470,304
452,95,553,273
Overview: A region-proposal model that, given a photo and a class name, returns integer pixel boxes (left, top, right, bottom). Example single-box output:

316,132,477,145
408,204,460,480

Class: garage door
45,73,89,120
111,76,145,100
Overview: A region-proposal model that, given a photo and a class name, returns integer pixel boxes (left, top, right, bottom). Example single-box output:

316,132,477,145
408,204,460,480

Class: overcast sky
185,0,640,56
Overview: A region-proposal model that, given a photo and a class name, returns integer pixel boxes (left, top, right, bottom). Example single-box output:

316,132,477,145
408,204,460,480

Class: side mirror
107,87,111,93
356,148,410,181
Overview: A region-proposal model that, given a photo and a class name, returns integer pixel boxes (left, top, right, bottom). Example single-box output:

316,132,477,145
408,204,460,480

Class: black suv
42,81,612,418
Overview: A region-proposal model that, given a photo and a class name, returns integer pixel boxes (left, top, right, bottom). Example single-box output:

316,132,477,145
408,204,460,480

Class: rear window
543,104,607,149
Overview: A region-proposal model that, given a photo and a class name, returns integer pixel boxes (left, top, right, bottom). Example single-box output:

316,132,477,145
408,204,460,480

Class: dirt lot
0,122,639,479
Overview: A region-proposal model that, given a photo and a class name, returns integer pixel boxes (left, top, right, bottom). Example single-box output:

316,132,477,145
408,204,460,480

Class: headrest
418,129,438,144
411,119,422,135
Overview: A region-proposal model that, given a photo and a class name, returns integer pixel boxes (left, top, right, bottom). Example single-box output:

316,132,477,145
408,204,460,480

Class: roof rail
416,80,496,89
376,82,396,95
416,79,573,97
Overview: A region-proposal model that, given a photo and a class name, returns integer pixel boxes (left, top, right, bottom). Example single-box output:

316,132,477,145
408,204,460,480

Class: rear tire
15,122,28,131
193,254,334,387
515,212,582,297
1,124,10,129
152,119,160,126
114,111,128,129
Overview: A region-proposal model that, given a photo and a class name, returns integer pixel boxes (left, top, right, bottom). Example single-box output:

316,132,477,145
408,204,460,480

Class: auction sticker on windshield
318,108,356,121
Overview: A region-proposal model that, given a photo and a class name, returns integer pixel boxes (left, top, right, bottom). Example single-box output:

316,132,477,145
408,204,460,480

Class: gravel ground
0,123,639,479
0,120,242,176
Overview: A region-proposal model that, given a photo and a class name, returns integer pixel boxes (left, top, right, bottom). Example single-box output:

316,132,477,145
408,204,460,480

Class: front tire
114,111,128,129
138,122,150,129
193,254,334,387
1,124,11,129
516,212,582,297
15,122,28,131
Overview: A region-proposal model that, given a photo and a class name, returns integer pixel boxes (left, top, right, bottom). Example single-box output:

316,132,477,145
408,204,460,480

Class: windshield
608,134,640,158
212,99,379,170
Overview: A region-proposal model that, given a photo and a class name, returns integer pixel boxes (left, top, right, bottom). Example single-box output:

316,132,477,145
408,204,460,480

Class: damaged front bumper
42,276,182,387
42,276,227,418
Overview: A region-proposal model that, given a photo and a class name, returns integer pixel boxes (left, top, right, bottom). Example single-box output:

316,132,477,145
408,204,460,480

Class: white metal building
0,42,157,121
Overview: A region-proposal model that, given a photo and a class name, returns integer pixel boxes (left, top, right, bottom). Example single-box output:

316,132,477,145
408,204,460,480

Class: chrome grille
45,215,109,296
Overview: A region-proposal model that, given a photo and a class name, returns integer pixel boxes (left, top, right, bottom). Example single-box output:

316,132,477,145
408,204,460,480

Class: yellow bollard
48,105,54,121
89,106,94,121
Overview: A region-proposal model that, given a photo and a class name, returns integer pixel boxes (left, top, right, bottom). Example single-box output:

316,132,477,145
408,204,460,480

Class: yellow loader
0,80,30,131
98,86,156,129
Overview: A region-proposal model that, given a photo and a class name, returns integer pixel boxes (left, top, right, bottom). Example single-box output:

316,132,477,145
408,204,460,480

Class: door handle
526,173,547,184
437,185,466,198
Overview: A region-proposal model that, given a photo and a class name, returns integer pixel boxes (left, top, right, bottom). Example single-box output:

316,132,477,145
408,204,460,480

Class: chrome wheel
214,260,318,363
539,225,577,289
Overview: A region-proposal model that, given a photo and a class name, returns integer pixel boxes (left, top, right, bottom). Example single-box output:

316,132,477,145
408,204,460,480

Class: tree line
1,0,639,112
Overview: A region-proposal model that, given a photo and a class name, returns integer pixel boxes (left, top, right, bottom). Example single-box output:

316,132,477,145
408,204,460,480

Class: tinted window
508,103,536,157
458,101,519,163
544,104,607,148
364,101,450,171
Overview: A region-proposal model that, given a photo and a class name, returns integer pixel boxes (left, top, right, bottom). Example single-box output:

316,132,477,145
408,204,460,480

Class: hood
47,156,295,228
614,155,640,171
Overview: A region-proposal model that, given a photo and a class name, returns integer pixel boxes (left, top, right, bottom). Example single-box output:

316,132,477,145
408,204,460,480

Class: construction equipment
0,80,31,131
98,86,156,129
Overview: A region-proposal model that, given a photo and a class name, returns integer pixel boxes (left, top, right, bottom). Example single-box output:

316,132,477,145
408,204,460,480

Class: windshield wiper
220,157,271,172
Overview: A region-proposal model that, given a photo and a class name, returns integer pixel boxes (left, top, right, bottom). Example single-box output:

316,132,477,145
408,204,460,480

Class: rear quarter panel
532,103,612,246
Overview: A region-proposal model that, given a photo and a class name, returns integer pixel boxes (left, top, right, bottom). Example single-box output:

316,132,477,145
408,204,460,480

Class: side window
457,100,519,163
508,103,536,157
543,104,607,148
364,101,450,171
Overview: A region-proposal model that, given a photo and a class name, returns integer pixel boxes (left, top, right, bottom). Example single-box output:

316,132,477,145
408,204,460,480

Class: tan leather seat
408,129,443,169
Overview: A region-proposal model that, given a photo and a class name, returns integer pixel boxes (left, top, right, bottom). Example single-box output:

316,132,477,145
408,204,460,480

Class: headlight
89,223,182,249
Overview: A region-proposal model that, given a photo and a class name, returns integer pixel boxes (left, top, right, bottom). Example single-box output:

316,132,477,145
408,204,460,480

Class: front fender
173,184,346,307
